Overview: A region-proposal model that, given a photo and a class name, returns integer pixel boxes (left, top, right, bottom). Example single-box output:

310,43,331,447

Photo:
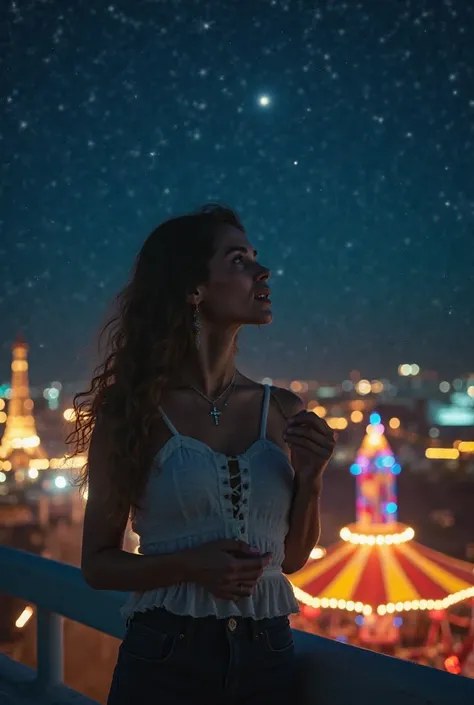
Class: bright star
258,94,271,107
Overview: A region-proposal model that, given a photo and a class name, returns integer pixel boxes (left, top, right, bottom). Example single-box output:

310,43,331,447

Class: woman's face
200,224,272,326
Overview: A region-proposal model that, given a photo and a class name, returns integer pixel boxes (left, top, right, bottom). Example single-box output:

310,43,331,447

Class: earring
193,303,201,349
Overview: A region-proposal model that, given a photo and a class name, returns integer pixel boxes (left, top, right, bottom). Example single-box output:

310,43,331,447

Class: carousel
290,417,474,662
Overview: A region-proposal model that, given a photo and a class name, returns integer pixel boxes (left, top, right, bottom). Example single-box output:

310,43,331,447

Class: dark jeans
107,607,296,705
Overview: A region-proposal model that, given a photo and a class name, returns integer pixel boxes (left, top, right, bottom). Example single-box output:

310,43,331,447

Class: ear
186,289,202,306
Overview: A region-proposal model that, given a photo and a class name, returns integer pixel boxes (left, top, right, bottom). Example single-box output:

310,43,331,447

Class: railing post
36,608,64,690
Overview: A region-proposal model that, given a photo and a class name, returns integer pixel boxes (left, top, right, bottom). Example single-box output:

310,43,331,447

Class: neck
174,328,239,398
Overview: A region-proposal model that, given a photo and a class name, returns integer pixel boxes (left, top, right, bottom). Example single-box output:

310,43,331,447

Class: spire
14,331,27,348
0,336,46,470
350,413,401,528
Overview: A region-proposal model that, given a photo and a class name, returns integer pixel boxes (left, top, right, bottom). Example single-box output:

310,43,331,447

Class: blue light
350,463,362,475
393,617,403,628
370,412,381,425
383,456,395,467
391,464,401,475
355,615,364,626
375,457,385,469
335,635,349,643
386,502,398,514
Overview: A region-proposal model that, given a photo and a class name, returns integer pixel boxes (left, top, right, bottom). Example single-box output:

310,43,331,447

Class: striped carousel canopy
290,522,474,617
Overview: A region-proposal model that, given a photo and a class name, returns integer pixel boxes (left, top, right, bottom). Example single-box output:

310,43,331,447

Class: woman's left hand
283,410,336,487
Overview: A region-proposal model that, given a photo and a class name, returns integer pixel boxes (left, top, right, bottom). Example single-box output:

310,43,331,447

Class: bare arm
271,387,322,574
81,416,192,592
282,475,322,574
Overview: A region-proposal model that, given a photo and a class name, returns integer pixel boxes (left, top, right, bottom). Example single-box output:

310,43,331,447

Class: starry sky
2,0,474,386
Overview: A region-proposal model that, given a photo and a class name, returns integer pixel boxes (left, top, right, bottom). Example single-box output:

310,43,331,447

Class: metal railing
0,545,473,704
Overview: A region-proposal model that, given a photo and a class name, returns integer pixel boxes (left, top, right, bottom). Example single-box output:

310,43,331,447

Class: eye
232,254,245,265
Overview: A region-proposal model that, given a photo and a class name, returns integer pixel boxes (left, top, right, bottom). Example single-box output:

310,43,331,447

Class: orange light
371,381,384,393
425,448,459,460
16,606,34,628
311,405,327,418
340,525,415,545
309,546,326,560
458,441,474,453
444,655,461,675
290,583,474,617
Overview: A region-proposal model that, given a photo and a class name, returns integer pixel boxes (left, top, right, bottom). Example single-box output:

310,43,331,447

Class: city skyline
3,1,474,383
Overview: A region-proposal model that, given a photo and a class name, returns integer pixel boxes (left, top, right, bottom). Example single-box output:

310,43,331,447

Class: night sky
3,0,474,386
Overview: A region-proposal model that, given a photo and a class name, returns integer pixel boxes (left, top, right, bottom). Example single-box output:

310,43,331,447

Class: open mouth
254,292,271,303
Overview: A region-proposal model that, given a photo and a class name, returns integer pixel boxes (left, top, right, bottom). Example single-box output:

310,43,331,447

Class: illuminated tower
0,335,46,471
350,412,401,528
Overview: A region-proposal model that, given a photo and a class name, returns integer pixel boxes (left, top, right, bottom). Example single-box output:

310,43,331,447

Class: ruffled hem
120,572,300,621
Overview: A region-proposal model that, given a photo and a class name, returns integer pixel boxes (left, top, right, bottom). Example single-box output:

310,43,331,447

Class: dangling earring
194,303,201,349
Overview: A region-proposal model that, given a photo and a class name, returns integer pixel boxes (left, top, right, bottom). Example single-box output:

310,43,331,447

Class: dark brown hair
66,204,244,517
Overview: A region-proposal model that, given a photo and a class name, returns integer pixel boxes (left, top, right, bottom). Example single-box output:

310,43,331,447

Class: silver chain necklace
187,372,236,426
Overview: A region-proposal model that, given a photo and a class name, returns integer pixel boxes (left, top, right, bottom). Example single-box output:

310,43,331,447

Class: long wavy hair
66,204,244,518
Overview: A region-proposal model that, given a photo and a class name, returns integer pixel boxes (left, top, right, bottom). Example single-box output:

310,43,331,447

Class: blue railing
0,545,473,705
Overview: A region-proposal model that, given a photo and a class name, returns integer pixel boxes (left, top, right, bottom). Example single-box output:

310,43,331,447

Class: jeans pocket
263,618,294,654
122,619,177,664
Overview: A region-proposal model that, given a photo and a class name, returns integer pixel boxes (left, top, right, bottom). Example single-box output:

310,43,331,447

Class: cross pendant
210,405,221,426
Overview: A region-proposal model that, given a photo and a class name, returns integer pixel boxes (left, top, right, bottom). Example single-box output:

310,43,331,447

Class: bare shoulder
269,385,305,420
235,371,305,419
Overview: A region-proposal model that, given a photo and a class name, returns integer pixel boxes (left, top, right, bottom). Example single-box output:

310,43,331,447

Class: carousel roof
290,523,474,616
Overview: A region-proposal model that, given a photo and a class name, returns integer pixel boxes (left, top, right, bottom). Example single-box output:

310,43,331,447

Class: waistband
129,607,289,639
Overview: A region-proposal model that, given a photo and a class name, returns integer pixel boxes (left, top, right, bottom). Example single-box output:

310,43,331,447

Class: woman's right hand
185,539,272,601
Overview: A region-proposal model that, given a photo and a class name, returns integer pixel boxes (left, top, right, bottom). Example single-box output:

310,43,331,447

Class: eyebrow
223,245,258,258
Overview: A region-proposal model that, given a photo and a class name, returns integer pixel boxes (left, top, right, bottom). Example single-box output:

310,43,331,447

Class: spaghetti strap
158,407,179,436
259,384,271,439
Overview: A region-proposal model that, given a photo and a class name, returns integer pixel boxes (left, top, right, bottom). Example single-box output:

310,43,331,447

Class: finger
221,577,259,592
235,557,270,574
288,411,333,435
284,437,334,458
234,565,264,582
284,427,335,450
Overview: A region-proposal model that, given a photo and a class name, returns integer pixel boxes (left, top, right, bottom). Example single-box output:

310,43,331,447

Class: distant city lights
398,364,420,376
356,379,371,395
63,408,76,422
425,448,460,460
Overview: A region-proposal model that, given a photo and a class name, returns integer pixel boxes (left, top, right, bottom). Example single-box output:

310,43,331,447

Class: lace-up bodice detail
228,458,244,519
121,384,300,621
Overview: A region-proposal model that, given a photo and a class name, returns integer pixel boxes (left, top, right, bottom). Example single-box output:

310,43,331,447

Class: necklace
188,372,236,426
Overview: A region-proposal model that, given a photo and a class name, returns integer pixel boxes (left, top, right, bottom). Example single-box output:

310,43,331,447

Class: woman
68,204,336,705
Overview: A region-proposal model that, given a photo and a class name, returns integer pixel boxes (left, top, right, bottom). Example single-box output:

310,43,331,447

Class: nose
255,264,270,281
